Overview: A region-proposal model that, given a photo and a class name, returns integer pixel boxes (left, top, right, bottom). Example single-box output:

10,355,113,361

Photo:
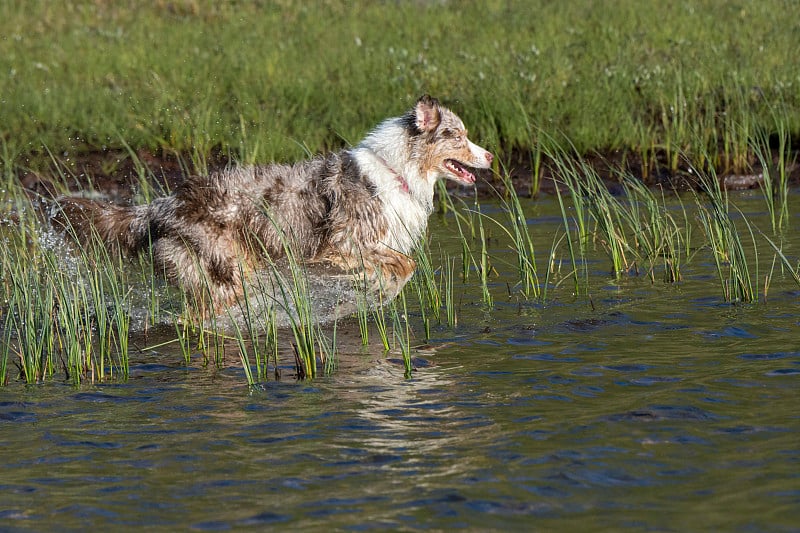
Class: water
2,191,800,531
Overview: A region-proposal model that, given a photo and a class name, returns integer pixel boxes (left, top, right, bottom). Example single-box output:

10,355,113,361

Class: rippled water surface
2,192,799,531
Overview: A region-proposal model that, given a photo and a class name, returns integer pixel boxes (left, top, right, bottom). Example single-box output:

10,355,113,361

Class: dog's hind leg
151,237,247,318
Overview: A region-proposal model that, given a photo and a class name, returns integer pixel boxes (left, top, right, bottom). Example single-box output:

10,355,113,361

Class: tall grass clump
347,262,414,373
251,213,344,380
5,257,58,383
543,138,632,278
441,254,458,327
267,257,328,380
617,175,688,283
51,233,134,382
228,266,269,387
752,104,793,234
0,211,134,384
76,237,133,381
580,165,634,277
494,169,541,298
169,232,338,383
409,240,441,339
540,136,693,285
387,290,413,378
541,140,591,253
448,196,479,283
354,278,372,347
693,166,758,303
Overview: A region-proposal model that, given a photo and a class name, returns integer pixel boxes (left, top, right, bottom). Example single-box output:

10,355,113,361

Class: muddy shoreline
14,146,800,205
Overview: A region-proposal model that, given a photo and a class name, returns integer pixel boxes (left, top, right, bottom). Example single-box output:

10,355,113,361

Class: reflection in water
335,366,497,482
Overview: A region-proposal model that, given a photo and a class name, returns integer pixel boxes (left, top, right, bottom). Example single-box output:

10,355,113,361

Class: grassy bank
0,0,798,182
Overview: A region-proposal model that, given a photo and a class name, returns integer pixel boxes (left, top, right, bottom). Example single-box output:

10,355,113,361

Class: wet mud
13,146,800,207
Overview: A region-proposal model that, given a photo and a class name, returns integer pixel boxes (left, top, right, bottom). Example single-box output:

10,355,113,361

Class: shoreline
14,145,800,206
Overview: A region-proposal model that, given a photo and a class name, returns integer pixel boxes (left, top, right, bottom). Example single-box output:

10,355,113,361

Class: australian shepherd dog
52,95,493,316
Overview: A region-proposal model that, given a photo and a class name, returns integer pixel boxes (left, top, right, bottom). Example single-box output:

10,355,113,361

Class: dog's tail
50,196,151,256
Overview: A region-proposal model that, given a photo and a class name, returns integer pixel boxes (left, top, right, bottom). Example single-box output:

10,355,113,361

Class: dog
51,95,493,316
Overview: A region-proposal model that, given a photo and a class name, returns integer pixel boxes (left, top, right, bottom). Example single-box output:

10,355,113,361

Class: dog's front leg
349,247,417,299
317,245,416,299
369,247,417,288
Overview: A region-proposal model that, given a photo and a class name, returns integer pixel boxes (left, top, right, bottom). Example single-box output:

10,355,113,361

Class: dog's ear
414,95,441,133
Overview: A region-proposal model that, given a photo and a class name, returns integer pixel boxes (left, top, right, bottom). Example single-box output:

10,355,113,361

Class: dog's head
405,95,494,185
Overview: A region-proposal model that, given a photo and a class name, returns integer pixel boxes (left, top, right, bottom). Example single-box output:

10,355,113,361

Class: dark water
2,193,799,531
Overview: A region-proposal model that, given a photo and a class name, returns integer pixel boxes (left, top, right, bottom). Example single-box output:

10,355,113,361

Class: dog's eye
440,128,465,143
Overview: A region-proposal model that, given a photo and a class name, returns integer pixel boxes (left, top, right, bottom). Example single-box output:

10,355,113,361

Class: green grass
0,1,797,177
693,165,758,303
0,207,134,384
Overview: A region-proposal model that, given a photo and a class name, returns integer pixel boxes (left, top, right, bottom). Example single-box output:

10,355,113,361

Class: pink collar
373,153,409,193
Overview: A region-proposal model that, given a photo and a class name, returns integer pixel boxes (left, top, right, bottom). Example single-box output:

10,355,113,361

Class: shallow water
2,191,800,531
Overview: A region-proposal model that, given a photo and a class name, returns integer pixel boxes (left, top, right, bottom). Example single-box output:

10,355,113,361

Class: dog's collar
372,152,409,194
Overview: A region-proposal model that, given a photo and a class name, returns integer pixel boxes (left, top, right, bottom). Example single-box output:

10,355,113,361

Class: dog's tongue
445,159,475,184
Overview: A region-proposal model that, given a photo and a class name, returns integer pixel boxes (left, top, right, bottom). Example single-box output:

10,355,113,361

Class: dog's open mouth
444,159,476,184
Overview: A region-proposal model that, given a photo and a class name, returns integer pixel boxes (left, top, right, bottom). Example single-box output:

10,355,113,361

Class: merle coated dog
52,95,493,315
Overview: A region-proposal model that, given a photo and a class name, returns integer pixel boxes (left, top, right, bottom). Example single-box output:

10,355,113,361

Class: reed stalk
553,179,585,297
476,209,493,308
442,254,458,327
389,291,413,378
372,295,391,353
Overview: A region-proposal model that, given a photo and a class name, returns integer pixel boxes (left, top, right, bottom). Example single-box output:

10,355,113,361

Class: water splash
36,228,389,333
215,264,370,331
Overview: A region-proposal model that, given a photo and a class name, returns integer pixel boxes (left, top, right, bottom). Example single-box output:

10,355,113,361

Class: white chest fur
350,146,433,255
380,185,431,254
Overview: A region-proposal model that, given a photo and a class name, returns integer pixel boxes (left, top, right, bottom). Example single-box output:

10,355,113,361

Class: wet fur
51,96,493,315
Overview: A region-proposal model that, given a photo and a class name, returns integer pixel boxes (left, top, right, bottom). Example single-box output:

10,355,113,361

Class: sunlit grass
1,211,135,384
0,1,796,180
